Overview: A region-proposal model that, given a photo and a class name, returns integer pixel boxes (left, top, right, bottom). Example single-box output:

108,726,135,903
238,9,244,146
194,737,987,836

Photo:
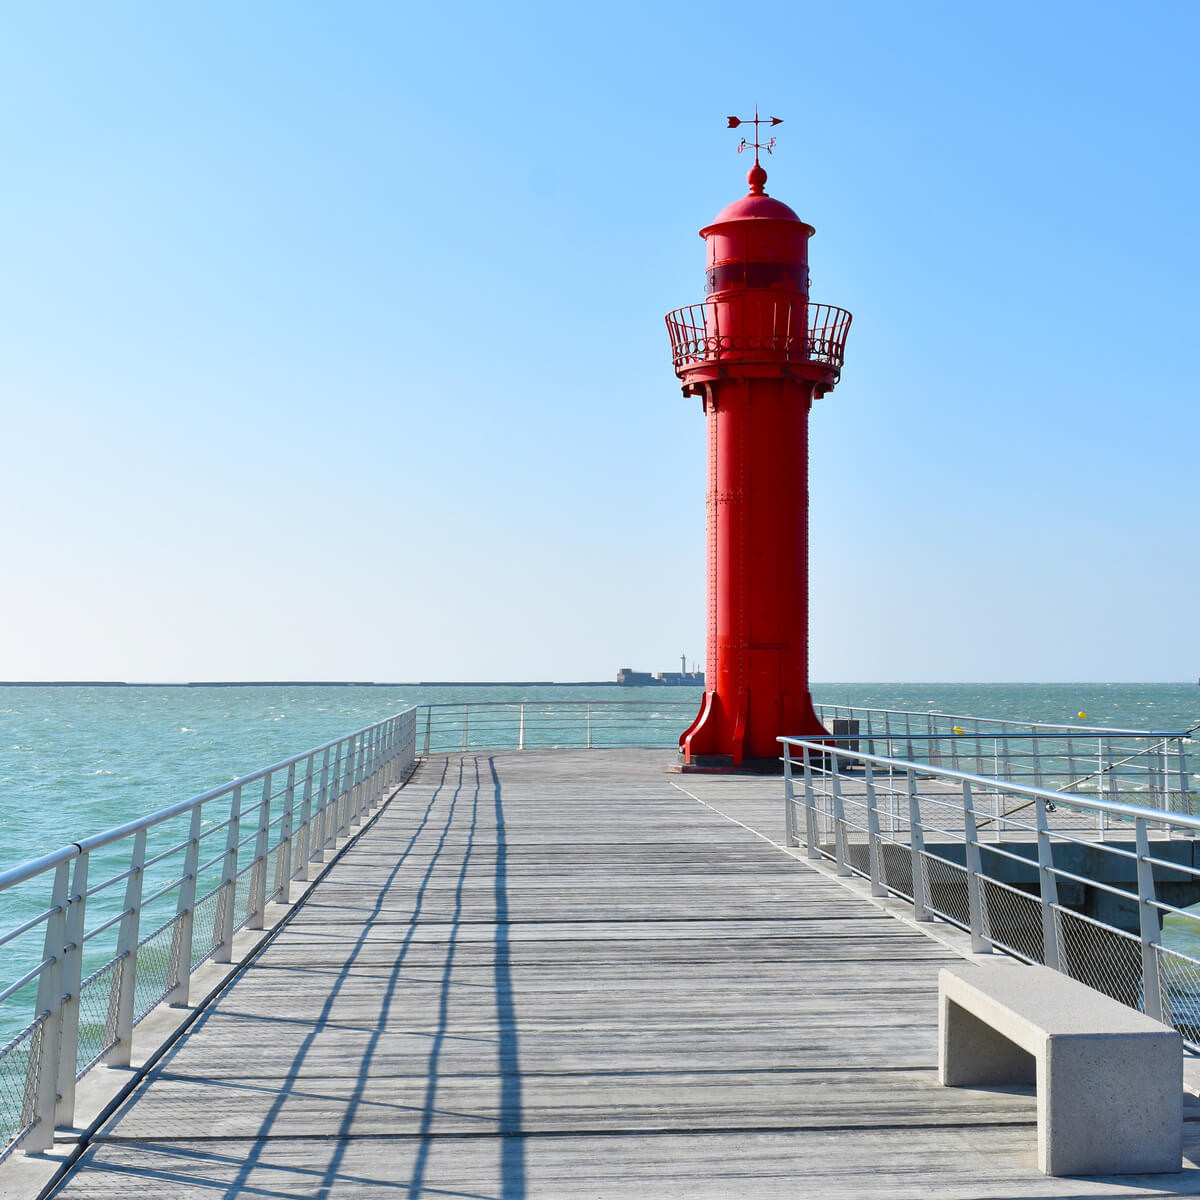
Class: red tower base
678,687,828,771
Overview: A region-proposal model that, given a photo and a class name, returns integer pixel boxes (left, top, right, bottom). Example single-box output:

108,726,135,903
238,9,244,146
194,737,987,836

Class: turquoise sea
2,681,1198,870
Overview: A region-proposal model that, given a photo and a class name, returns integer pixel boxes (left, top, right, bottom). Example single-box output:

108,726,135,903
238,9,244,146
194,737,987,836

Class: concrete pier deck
44,750,1200,1197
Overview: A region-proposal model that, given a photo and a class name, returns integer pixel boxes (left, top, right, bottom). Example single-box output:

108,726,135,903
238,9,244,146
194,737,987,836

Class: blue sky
1,1,1196,682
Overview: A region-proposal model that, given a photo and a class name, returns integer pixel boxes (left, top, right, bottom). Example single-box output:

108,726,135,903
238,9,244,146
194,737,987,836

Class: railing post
783,743,798,848
518,704,525,751
907,769,929,921
802,747,821,859
360,732,372,821
343,738,359,830
1135,816,1165,1021
1031,733,1043,789
383,719,397,789
462,708,469,752
369,725,384,809
274,763,295,902
314,745,333,862
248,775,271,931
28,859,71,1152
106,827,147,1068
903,712,914,762
960,780,989,953
337,740,354,836
1103,738,1119,832
586,703,592,750
361,730,376,820
830,757,851,877
864,759,885,897
214,785,242,964
1179,738,1193,819
423,707,432,755
353,736,368,825
53,852,89,1129
378,723,391,798
167,804,203,1006
1034,797,1060,970
294,754,315,882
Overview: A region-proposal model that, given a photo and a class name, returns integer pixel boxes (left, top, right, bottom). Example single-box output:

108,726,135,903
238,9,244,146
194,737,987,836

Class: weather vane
725,107,783,166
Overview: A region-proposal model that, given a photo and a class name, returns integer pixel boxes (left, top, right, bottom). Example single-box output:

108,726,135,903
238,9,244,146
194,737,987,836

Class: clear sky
1,1,1196,683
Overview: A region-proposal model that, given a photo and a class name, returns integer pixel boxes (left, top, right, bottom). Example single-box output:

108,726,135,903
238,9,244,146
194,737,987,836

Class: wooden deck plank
52,749,1200,1198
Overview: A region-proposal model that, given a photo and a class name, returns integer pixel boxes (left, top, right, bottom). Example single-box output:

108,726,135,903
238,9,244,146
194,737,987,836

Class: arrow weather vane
726,106,783,166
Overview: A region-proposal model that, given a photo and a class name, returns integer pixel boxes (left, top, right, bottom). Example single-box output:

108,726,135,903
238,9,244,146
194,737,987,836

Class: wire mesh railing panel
877,839,914,901
233,860,256,931
134,917,178,1025
1159,945,1200,1048
74,958,122,1078
268,844,285,904
0,1019,42,1163
922,853,970,929
978,878,1045,964
189,887,223,973
1056,908,1144,1010
845,841,871,877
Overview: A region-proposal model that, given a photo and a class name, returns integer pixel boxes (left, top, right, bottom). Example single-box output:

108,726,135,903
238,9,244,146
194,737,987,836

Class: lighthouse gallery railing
665,299,851,373
0,709,416,1160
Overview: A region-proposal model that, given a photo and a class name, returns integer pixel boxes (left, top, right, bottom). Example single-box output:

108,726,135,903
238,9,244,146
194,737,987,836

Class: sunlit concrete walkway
48,750,1200,1197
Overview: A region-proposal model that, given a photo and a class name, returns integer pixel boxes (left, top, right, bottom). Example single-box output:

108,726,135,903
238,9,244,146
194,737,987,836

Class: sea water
2,681,1197,869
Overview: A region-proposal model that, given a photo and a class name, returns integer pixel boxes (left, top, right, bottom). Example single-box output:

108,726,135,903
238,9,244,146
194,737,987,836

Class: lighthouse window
705,262,808,294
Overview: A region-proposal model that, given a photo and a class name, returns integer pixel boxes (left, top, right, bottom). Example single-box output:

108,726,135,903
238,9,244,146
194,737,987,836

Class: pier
20,745,1200,1197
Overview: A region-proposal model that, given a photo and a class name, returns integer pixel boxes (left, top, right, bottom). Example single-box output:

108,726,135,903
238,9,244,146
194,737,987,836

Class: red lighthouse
665,115,851,768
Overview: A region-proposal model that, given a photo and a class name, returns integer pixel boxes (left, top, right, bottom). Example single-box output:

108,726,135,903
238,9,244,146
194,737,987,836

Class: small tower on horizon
664,113,852,767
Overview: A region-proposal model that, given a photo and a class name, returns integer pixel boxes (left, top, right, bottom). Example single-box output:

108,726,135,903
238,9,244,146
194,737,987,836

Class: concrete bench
938,961,1182,1176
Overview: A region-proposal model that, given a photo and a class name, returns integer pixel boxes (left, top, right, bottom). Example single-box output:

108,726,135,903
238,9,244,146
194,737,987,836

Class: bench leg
940,997,1035,1087
1039,1035,1182,1177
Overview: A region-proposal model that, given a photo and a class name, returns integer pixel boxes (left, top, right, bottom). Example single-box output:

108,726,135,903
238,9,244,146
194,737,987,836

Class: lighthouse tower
665,115,851,767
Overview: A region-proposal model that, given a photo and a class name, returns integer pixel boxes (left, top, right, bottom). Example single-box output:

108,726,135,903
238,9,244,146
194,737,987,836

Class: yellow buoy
1077,711,1088,719
953,725,965,735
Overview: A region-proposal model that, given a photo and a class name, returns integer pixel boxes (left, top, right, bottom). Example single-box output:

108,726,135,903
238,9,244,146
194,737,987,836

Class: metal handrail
0,708,417,1160
812,703,1194,815
780,734,1200,1048
814,702,1168,737
414,699,699,754
783,739,1199,831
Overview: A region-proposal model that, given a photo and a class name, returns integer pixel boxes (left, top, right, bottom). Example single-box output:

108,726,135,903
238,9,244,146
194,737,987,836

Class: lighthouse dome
708,191,802,225
701,165,807,233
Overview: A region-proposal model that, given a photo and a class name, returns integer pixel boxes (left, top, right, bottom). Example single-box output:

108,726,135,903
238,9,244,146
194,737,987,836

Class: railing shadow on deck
103,752,528,1199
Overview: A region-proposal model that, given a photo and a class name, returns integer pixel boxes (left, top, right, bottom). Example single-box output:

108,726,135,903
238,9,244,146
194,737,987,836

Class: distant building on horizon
617,655,705,687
